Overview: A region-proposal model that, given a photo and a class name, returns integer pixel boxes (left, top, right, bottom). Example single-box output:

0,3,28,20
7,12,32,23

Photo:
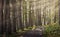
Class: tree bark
0,0,3,34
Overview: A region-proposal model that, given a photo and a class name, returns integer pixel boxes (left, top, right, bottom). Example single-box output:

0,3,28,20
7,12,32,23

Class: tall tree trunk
5,0,11,34
54,12,56,23
29,2,33,27
38,9,42,26
59,0,60,25
3,0,6,34
0,0,3,34
19,0,24,30
10,0,16,33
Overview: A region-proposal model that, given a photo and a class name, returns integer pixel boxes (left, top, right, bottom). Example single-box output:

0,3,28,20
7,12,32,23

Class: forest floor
0,34,16,37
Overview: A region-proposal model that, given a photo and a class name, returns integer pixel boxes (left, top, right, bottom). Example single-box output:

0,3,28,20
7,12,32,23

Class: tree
0,0,3,34
59,0,60,25
5,0,11,34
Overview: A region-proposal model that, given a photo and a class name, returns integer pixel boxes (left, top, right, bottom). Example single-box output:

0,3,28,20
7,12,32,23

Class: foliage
17,23,60,37
17,25,36,33
44,23,60,37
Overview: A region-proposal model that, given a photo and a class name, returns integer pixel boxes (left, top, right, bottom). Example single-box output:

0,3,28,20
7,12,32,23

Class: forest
0,0,60,37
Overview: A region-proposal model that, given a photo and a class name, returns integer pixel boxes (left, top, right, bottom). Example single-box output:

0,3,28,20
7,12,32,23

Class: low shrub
44,23,60,37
